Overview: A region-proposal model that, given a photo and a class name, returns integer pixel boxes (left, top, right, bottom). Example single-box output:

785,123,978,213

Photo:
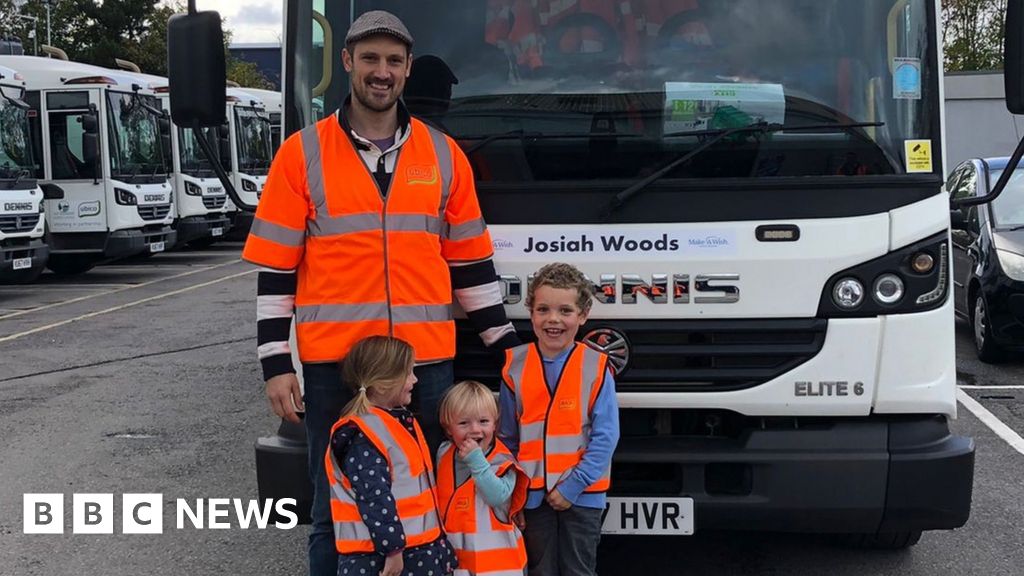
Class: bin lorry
0,54,175,274
168,0,1024,548
0,63,48,283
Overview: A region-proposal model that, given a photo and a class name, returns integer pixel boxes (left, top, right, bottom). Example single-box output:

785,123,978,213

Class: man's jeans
303,360,454,576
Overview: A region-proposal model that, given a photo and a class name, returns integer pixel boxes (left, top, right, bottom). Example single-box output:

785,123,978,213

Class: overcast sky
193,0,283,45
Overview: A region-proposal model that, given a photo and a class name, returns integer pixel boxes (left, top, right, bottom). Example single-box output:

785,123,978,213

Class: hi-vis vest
436,439,528,576
501,343,611,493
325,407,442,554
242,114,494,363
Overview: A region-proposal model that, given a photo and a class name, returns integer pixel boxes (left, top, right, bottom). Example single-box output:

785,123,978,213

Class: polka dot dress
332,408,456,576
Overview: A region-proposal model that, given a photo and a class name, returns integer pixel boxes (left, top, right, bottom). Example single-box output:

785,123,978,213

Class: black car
946,157,1024,362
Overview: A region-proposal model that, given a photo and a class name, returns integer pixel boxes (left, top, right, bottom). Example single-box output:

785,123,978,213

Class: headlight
241,179,257,192
38,200,44,213
997,249,1024,282
832,278,864,309
185,181,202,196
872,274,905,305
114,188,137,206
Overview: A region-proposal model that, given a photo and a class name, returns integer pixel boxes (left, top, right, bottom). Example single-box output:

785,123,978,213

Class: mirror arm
192,119,254,211
951,136,1024,208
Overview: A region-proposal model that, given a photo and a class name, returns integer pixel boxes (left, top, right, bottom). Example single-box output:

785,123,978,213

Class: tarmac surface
0,242,1021,575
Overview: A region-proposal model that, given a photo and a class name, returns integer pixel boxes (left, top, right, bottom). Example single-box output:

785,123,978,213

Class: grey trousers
523,502,603,576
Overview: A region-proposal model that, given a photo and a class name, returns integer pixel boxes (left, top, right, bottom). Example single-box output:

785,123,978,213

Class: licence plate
211,227,223,237
601,497,694,535
149,241,165,253
12,257,31,270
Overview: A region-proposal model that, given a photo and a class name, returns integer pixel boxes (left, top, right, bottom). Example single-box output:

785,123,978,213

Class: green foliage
943,0,1007,72
227,57,274,90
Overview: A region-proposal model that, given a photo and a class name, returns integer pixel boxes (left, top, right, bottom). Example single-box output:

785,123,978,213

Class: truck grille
202,195,226,209
455,318,827,393
137,204,172,221
0,213,40,233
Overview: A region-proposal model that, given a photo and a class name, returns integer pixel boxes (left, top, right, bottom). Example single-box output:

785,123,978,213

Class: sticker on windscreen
893,58,922,100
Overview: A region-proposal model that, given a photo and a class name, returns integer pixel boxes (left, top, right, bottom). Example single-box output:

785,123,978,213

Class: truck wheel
972,294,1005,363
838,530,922,549
46,254,96,276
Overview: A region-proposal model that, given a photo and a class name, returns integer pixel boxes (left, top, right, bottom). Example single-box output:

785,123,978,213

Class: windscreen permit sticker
893,58,922,100
904,140,933,173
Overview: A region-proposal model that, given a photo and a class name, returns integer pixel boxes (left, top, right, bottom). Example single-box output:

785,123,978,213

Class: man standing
241,11,519,576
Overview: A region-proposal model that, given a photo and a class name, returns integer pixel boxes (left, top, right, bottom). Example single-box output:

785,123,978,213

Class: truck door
42,90,105,234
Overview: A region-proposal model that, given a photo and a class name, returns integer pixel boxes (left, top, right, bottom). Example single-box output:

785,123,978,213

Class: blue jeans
303,360,454,576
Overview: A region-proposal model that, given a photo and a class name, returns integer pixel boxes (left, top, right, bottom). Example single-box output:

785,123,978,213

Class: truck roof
0,63,26,88
0,55,151,91
234,87,280,112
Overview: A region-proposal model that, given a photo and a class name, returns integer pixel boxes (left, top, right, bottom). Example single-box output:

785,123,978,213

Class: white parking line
957,388,1024,456
0,268,256,344
0,259,242,321
959,385,1024,390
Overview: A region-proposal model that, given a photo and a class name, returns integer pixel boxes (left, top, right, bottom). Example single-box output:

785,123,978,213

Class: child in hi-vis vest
436,380,529,576
326,336,456,576
498,263,620,576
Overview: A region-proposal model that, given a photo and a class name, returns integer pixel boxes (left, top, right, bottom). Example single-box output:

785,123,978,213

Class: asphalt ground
0,243,1021,575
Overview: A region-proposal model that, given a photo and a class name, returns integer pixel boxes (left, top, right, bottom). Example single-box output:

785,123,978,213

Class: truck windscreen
0,90,34,181
234,107,273,176
107,92,165,183
325,0,937,182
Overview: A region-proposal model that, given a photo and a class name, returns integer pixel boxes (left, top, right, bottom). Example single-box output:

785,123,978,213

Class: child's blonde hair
439,380,499,433
339,336,414,418
526,262,593,313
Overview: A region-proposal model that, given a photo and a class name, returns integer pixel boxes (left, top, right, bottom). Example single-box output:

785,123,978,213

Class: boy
498,262,620,576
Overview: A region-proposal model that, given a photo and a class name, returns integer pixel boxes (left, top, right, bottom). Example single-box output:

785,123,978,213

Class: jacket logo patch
406,165,438,186
455,497,471,511
558,398,577,411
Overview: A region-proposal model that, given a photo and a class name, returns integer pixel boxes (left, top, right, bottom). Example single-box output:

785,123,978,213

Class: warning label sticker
904,140,933,173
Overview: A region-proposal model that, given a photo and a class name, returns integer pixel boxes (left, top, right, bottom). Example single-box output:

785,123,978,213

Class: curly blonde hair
525,262,593,313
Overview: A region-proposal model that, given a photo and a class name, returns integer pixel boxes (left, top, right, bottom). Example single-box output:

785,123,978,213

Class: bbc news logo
23,494,298,534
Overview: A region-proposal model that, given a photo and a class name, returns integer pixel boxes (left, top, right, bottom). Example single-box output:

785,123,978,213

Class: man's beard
353,81,398,113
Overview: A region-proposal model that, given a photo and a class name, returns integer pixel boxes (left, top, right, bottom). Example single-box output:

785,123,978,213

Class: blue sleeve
555,368,620,504
498,382,520,455
336,429,406,556
463,447,517,508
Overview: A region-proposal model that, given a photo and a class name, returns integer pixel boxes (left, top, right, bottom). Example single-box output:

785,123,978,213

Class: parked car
946,157,1024,362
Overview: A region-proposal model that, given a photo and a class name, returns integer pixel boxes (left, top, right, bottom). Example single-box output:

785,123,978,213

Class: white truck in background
0,54,175,274
0,63,48,283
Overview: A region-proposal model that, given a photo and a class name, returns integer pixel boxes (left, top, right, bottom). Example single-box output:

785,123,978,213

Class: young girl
326,336,456,576
436,380,528,576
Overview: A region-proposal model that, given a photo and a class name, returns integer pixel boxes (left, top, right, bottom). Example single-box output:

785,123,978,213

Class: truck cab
218,88,273,236
0,55,176,274
0,63,48,282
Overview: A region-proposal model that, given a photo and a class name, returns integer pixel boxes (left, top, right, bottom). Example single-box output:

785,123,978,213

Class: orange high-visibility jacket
436,439,528,575
501,343,611,493
325,407,442,554
242,114,494,363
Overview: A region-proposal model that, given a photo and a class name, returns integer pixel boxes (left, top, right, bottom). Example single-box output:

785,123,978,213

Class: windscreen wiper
599,121,884,221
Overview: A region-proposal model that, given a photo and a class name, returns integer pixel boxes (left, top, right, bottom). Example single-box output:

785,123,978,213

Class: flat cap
345,10,413,47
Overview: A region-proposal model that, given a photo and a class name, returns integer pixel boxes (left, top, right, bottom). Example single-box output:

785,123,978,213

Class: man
241,10,519,576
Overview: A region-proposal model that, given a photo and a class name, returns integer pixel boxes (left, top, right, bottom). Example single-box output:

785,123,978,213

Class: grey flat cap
345,10,413,47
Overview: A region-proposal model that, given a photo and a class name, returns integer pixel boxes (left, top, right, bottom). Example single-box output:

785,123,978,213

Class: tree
943,0,1007,71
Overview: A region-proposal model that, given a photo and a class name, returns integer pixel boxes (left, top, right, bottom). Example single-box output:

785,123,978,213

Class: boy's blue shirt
498,344,620,510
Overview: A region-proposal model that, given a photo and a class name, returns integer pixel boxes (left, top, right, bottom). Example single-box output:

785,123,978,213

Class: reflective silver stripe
392,304,453,324
251,218,305,246
401,508,440,535
388,213,444,235
295,303,389,324
360,412,421,500
546,434,584,455
521,459,542,482
520,421,544,442
425,124,453,218
447,217,487,241
300,124,327,213
579,345,602,429
455,529,521,553
506,345,530,416
337,517,372,541
308,212,381,236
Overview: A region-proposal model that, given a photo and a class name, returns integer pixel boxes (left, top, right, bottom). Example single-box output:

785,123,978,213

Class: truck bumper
612,414,973,534
228,211,254,240
104,226,177,259
174,214,232,245
0,238,49,278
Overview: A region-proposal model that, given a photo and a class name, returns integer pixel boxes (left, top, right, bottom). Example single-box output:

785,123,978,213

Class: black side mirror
1007,0,1023,114
950,209,967,231
168,11,227,127
81,112,98,135
82,133,99,165
158,117,171,136
40,183,65,200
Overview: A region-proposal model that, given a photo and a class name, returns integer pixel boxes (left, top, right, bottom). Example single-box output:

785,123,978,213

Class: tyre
972,293,1005,363
186,236,219,249
46,254,96,276
838,530,922,550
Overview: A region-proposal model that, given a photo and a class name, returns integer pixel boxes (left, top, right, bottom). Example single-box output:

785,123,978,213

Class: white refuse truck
0,63,48,282
0,54,175,274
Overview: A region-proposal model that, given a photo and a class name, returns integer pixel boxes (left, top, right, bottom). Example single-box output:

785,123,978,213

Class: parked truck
0,54,175,274
0,63,48,283
169,0,1024,549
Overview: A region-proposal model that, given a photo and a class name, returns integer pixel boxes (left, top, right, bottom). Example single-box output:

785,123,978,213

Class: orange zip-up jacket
242,114,494,363
436,439,528,575
325,407,442,554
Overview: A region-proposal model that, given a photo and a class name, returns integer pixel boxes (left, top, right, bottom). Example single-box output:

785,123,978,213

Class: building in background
228,43,281,90
944,71,1024,171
